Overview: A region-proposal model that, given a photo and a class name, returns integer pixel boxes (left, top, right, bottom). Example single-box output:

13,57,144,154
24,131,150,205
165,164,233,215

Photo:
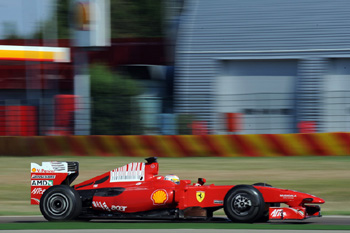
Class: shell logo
151,189,168,205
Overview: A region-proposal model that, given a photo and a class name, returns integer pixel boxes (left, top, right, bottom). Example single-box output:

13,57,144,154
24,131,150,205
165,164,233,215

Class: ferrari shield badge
196,191,205,202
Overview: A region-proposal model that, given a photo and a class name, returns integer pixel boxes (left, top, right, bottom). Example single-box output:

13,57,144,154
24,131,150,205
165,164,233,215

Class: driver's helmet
164,174,180,184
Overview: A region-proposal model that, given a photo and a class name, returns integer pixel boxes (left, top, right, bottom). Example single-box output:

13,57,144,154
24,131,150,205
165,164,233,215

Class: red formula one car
30,157,324,222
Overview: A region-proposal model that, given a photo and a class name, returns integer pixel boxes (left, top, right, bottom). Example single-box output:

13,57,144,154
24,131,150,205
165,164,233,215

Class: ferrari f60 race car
30,157,324,223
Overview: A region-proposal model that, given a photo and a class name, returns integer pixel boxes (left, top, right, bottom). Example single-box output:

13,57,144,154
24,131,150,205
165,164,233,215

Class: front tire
40,185,82,222
224,185,265,223
253,183,280,222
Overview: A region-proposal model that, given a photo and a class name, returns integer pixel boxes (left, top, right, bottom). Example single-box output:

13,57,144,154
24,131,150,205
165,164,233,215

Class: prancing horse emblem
196,191,205,202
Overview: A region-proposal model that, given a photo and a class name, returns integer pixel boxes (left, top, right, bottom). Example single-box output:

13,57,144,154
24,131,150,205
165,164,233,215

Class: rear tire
40,185,82,222
224,185,265,223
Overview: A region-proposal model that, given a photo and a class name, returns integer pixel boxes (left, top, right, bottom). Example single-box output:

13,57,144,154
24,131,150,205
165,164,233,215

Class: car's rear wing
30,161,79,205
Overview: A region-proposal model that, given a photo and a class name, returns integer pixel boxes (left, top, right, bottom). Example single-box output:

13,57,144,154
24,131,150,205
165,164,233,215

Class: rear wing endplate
30,161,79,205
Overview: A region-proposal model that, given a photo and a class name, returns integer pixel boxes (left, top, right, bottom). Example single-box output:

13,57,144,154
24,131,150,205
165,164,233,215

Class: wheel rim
46,193,69,217
232,193,252,215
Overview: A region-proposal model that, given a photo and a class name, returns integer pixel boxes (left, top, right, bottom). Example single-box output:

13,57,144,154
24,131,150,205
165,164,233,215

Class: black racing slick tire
253,182,272,187
253,183,280,222
224,185,265,223
40,185,82,222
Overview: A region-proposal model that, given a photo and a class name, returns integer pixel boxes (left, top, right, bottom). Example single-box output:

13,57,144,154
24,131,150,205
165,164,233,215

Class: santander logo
31,188,46,195
270,209,283,218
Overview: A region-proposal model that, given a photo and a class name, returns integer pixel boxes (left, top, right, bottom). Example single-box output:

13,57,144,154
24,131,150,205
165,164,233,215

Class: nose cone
312,196,325,204
302,195,325,204
296,191,325,205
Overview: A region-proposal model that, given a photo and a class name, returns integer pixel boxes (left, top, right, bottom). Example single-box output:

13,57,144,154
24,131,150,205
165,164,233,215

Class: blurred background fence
1,91,350,136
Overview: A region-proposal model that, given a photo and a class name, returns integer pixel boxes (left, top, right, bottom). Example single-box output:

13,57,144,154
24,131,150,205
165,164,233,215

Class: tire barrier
0,133,349,157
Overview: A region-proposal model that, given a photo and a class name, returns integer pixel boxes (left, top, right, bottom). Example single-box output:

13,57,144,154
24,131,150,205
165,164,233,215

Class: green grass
1,222,350,230
1,156,350,216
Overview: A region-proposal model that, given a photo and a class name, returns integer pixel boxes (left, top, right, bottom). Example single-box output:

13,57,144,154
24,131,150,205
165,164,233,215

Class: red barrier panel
298,121,316,133
192,121,208,135
226,113,242,132
55,94,76,127
48,94,77,135
0,106,37,136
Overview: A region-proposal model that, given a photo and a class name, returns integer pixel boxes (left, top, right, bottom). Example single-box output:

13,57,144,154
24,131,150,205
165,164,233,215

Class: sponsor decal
92,201,111,212
270,209,283,218
31,175,56,179
31,198,40,204
196,191,205,203
31,180,53,186
214,200,223,204
280,194,297,199
270,208,305,219
33,169,56,173
50,162,67,172
31,188,46,195
151,189,168,205
291,208,305,218
31,162,68,173
111,205,127,211
110,162,145,182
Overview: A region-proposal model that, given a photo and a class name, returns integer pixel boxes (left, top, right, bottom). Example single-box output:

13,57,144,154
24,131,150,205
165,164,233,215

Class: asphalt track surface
1,215,350,224
3,230,350,233
1,216,350,233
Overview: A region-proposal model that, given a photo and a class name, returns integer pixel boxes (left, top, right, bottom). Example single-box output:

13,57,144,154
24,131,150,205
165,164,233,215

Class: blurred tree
111,0,164,38
31,0,70,39
90,63,142,135
2,22,23,39
56,0,71,38
31,0,164,39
